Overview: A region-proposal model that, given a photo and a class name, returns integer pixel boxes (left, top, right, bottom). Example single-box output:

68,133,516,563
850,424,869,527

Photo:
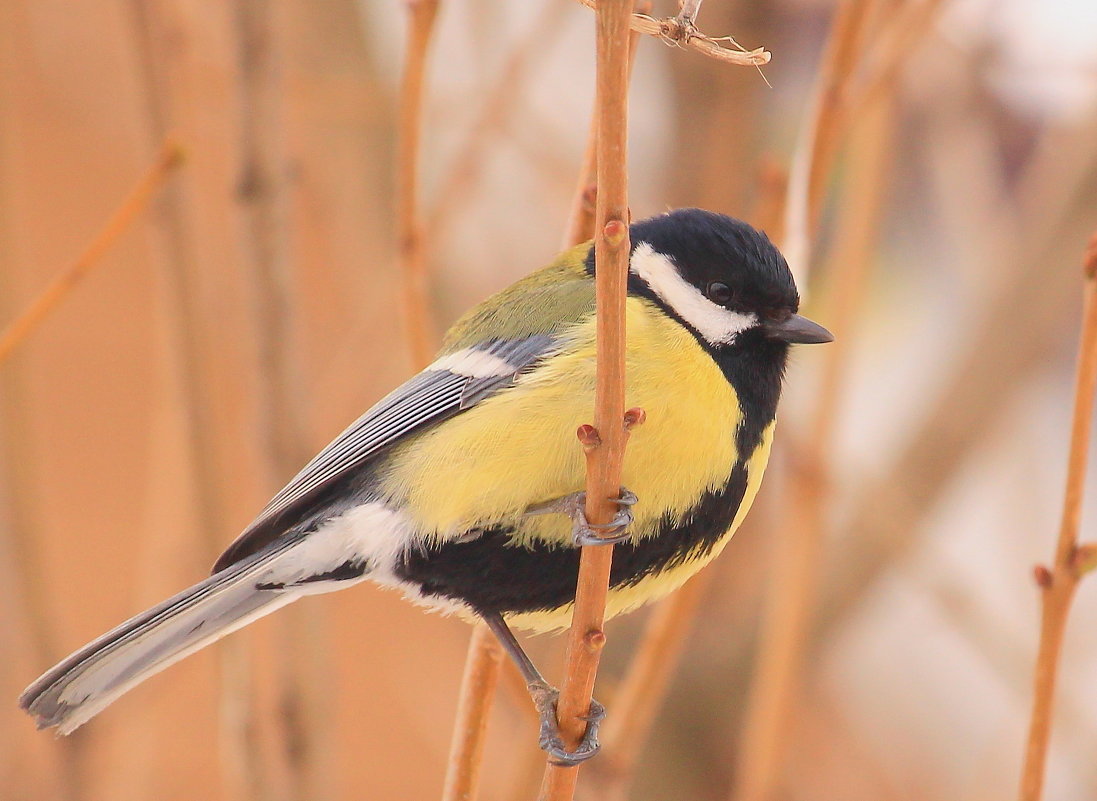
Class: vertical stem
128,4,268,799
397,0,441,369
538,2,633,799
1018,234,1097,801
398,4,508,799
234,2,329,800
442,625,505,801
733,98,894,801
782,0,875,283
561,1,647,252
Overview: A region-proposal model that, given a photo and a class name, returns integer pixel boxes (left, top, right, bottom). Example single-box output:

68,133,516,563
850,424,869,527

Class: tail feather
20,542,300,735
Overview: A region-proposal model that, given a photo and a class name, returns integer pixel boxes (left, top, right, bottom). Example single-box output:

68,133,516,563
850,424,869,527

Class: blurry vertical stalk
733,97,894,801
397,0,440,370
538,1,633,800
664,0,767,215
392,2,510,799
782,0,874,283
803,110,1097,675
1018,235,1097,801
589,577,711,801
0,9,91,794
233,1,332,800
442,626,504,801
128,3,269,799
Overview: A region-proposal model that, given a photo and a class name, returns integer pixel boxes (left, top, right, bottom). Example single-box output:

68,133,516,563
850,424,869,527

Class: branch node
582,629,607,653
1033,564,1054,589
581,184,598,214
623,407,646,430
1071,542,1097,576
1083,232,1097,280
577,424,602,451
602,219,628,247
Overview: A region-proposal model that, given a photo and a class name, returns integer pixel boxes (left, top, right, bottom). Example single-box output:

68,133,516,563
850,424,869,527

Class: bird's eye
706,282,733,305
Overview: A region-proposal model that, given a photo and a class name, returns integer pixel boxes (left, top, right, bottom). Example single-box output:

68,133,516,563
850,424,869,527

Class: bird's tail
20,543,301,735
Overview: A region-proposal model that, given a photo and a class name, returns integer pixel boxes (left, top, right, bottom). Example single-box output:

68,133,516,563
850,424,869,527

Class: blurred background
3,0,1097,800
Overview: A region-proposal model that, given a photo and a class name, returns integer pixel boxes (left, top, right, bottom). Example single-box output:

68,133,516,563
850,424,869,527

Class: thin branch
0,141,182,364
571,0,769,67
733,97,893,801
442,625,505,801
397,0,441,369
538,1,633,799
1018,232,1097,801
560,1,648,251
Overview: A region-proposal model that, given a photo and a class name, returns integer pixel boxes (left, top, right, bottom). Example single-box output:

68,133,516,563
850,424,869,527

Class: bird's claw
526,488,638,546
570,488,637,546
528,680,605,766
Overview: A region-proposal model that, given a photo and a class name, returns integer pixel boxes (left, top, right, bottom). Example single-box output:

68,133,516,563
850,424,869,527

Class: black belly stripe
394,461,750,615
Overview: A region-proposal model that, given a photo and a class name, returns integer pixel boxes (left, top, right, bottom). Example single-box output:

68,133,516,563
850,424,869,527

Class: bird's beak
764,313,834,344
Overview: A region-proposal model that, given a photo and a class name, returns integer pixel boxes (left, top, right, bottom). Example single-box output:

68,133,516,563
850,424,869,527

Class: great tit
21,208,832,764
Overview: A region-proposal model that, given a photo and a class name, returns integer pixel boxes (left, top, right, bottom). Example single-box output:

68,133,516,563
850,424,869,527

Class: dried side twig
0,142,182,364
1018,232,1097,801
538,2,633,799
397,0,441,369
571,0,769,67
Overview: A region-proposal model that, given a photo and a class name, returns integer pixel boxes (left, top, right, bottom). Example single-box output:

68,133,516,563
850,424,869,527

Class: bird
20,207,832,764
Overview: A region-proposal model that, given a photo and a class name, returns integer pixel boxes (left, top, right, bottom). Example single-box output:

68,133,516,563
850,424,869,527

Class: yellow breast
381,299,747,537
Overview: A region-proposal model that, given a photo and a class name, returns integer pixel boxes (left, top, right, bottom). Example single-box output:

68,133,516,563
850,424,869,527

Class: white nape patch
630,242,757,346
429,347,514,378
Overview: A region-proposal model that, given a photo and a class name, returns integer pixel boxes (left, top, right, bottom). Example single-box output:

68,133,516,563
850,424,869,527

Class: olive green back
441,242,596,353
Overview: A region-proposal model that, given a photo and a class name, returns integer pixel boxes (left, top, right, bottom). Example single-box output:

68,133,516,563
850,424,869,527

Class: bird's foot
528,680,606,766
526,488,638,546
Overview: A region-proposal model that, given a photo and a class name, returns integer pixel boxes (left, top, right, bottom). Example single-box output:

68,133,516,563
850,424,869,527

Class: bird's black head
609,208,832,352
586,208,833,454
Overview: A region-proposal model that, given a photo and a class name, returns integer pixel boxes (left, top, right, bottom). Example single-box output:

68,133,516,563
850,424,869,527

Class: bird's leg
524,487,638,546
481,612,605,766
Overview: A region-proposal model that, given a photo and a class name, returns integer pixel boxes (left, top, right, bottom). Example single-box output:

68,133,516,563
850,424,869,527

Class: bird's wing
213,248,596,572
212,335,562,572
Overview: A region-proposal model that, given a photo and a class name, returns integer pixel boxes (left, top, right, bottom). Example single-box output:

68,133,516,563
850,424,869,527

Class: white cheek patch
428,347,515,378
630,242,757,346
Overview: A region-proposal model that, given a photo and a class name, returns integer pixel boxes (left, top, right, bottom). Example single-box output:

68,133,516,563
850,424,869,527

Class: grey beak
764,313,834,344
